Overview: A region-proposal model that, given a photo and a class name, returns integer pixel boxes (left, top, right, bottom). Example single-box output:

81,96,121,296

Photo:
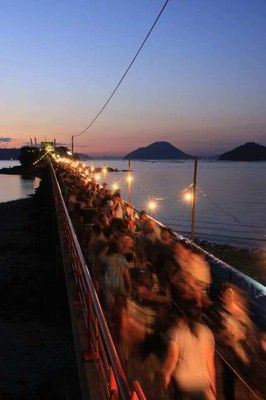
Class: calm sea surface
0,159,265,248
86,159,266,249
0,160,40,203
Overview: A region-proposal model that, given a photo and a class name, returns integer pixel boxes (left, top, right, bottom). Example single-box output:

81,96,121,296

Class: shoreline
0,164,124,176
1,196,265,286
0,165,40,176
198,240,266,285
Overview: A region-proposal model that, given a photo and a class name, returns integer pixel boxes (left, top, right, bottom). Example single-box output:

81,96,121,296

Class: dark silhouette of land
124,141,193,160
219,142,266,161
0,148,20,160
75,152,92,160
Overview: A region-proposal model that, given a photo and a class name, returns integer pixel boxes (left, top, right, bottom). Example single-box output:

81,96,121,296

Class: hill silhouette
219,142,266,161
76,152,92,160
124,141,192,160
0,148,20,160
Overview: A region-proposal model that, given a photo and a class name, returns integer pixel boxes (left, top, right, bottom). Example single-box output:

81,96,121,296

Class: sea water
0,160,40,203
0,159,265,248
85,159,266,249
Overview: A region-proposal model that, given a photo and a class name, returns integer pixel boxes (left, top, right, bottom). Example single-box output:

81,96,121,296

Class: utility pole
127,159,132,204
30,138,33,147
71,136,74,154
191,157,198,241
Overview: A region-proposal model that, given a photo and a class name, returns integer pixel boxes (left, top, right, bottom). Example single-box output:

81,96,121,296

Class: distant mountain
0,148,20,160
75,152,92,160
218,142,266,161
124,141,192,160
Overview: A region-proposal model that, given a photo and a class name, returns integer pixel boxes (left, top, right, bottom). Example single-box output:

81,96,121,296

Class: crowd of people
54,159,265,400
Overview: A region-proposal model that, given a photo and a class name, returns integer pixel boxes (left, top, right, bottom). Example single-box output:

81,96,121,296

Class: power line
72,0,170,141
197,185,241,223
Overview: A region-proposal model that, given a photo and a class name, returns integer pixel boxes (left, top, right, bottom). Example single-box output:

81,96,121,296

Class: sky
1,0,266,156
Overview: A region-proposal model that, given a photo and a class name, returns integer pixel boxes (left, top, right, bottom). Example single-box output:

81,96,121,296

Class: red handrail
50,162,145,400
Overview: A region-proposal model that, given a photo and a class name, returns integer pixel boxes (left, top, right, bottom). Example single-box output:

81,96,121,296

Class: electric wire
72,0,170,139
197,185,241,223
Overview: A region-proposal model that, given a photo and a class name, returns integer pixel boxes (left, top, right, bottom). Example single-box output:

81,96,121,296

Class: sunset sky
1,0,266,156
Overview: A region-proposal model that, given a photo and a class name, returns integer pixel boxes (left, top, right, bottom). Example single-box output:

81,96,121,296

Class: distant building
41,142,55,153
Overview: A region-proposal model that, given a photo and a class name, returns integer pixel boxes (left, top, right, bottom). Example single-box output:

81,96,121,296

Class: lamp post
127,159,133,204
71,135,74,154
191,157,198,241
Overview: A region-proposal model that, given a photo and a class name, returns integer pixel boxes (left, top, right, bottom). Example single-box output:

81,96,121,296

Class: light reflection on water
0,160,40,203
85,159,266,249
0,159,265,248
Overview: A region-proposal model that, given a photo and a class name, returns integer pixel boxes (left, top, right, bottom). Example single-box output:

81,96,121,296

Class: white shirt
169,322,214,391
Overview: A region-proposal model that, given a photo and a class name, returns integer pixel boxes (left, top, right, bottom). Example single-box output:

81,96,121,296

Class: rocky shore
0,174,80,399
198,240,266,286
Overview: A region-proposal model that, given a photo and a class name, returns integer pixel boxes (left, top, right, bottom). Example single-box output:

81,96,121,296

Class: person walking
161,308,216,400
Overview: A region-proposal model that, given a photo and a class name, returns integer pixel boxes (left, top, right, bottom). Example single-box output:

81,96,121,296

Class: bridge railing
50,162,145,400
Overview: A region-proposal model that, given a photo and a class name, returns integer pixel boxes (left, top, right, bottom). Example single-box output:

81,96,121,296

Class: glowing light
147,200,158,212
95,173,101,182
91,165,95,173
67,151,72,156
184,192,193,202
112,183,119,191
78,167,83,173
126,174,133,184
102,167,108,175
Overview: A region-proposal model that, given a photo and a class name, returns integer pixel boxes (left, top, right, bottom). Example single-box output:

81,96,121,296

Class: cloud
0,137,13,143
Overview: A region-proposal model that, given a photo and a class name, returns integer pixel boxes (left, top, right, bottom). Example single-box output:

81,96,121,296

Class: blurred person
103,225,114,242
141,219,160,244
97,212,110,229
219,284,257,365
217,284,258,400
161,308,216,400
112,192,124,219
155,229,175,283
125,204,136,231
87,224,104,259
90,239,109,295
136,270,171,307
136,210,148,231
260,332,266,353
174,248,212,309
119,298,155,363
104,240,132,309
120,235,134,254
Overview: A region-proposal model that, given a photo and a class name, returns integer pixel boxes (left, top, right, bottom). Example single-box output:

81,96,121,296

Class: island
218,142,266,161
0,148,20,160
124,141,193,160
75,152,92,160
